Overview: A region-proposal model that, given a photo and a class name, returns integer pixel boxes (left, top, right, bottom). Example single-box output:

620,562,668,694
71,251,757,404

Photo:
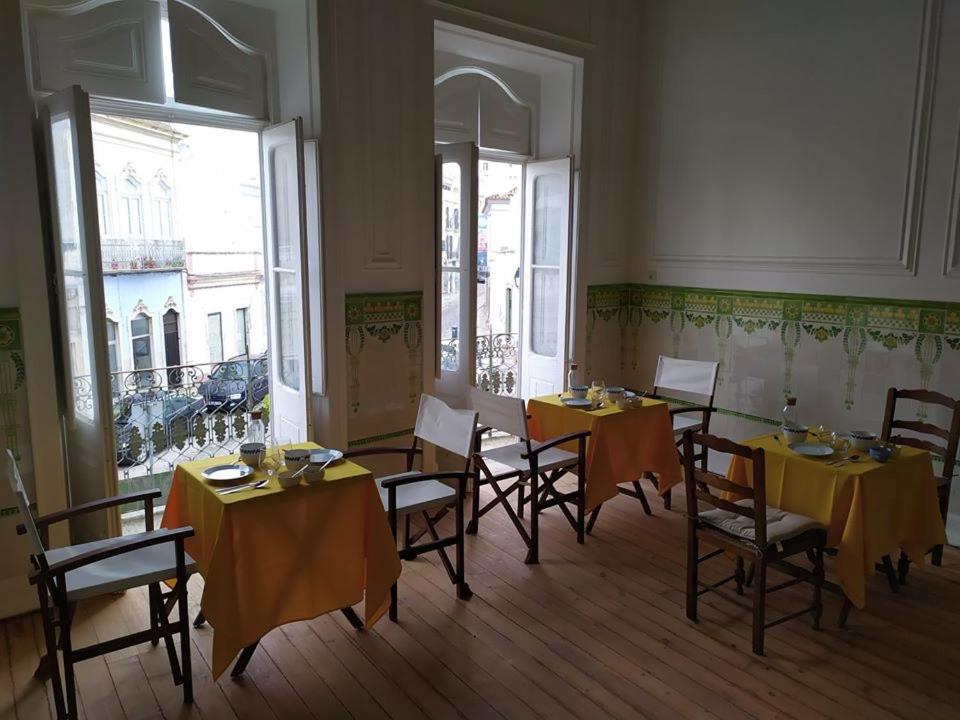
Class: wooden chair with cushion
7,449,195,720
468,387,589,564
626,355,718,512
682,432,826,655
344,393,477,620
880,388,959,583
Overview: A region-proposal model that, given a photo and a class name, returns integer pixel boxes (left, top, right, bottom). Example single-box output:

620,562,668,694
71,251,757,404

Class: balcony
101,239,185,273
441,332,519,397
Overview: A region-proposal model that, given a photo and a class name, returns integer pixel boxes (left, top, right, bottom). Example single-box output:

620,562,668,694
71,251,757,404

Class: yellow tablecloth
527,395,683,512
727,435,947,608
161,443,401,678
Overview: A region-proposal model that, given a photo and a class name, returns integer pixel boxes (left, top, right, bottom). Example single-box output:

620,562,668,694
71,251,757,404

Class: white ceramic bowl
239,442,265,468
569,385,589,399
304,466,326,484
848,431,877,451
284,448,310,474
277,469,302,489
604,387,625,404
781,426,809,446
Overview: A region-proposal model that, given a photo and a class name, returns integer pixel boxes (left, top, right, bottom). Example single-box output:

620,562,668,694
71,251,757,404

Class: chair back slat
881,387,960,481
693,468,754,500
696,490,756,520
469,387,528,440
654,355,718,400
415,394,479,459
682,431,767,548
5,450,45,556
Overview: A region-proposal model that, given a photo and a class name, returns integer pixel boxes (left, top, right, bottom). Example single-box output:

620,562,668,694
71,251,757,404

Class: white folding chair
469,387,590,564
7,449,196,720
630,355,719,511
344,394,478,620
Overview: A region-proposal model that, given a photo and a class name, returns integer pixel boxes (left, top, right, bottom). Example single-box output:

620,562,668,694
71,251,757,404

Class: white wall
633,0,960,302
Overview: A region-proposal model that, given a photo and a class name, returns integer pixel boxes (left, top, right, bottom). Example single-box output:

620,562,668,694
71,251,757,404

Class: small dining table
161,443,401,679
527,394,683,513
726,433,947,610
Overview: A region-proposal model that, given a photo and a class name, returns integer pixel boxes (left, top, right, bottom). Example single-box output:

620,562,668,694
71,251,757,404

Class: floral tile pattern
586,284,960,430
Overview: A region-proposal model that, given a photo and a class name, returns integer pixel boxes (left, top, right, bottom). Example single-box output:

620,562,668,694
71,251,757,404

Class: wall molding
651,0,941,277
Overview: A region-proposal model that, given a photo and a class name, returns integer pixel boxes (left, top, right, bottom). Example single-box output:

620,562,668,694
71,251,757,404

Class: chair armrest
33,526,194,583
669,405,714,418
380,470,470,489
522,430,591,458
25,490,162,533
343,446,422,460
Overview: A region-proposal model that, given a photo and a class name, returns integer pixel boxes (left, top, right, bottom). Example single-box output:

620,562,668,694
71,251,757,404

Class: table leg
340,606,364,630
230,641,260,678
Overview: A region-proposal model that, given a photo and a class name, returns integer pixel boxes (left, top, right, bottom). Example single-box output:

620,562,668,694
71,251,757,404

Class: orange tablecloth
727,435,947,608
161,444,400,678
527,395,682,512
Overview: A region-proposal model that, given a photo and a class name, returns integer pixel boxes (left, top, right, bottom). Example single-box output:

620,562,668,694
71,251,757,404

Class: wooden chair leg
734,557,745,596
662,487,672,511
932,544,944,567
878,555,899,593
838,597,853,628
38,585,66,719
812,547,824,631
58,597,78,720
631,481,653,515
576,467,585,545
176,578,192,703
586,505,601,534
752,562,766,656
466,474,481,535
686,531,698,622
388,505,399,622
897,552,911,584
517,481,524,519
456,482,472,600
525,470,539,564
149,583,160,646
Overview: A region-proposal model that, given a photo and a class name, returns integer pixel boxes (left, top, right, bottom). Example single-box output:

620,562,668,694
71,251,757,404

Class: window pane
271,143,297,268
441,162,461,268
106,321,118,373
207,312,223,362
130,315,150,338
530,267,559,357
440,270,460,372
276,272,300,389
235,307,250,355
532,173,563,266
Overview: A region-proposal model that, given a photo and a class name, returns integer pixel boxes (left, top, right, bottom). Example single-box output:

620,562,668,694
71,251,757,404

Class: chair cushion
480,441,578,474
44,532,197,602
700,499,823,546
377,474,456,516
672,414,703,436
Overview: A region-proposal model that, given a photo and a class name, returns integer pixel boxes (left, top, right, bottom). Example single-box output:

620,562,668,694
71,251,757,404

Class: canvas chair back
654,355,718,401
470,387,529,440
415,394,478,459
6,449,45,556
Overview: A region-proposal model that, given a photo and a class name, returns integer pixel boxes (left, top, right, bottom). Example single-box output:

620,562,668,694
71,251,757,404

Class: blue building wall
103,270,185,374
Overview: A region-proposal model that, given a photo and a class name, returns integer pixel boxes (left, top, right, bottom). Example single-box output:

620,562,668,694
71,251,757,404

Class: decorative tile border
587,283,960,412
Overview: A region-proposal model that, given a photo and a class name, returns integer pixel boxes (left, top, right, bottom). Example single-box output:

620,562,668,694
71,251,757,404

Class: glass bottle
782,397,799,429
247,409,265,445
567,361,580,391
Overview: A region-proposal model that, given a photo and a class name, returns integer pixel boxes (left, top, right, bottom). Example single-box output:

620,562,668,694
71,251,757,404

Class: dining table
726,433,947,610
526,394,683,513
161,442,401,679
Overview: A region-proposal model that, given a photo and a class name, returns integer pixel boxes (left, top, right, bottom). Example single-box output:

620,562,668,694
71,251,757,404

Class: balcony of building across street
100,238,186,273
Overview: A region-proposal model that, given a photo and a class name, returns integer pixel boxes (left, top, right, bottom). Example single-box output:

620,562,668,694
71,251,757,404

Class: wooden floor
4,483,960,720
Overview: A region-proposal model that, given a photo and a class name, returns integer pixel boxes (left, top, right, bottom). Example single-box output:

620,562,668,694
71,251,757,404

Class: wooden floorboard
5,482,960,719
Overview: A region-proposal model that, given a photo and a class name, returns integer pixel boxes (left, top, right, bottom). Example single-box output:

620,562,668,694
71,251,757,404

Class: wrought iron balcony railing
101,239,186,272
440,332,519,397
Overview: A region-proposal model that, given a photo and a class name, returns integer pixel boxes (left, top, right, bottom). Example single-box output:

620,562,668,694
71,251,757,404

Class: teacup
604,386,625,405
569,385,589,400
277,468,302,489
848,430,877,451
868,445,892,463
781,426,809,446
304,464,326,484
239,442,265,468
284,448,310,474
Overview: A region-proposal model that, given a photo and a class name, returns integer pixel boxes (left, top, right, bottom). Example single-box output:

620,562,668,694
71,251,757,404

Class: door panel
261,119,311,442
434,142,478,409
37,86,118,542
521,157,573,399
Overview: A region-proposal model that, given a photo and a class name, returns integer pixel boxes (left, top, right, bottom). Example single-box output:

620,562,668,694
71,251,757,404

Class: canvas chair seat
44,531,198,602
376,473,456,516
672,413,703,436
700,498,823,547
480,441,579,474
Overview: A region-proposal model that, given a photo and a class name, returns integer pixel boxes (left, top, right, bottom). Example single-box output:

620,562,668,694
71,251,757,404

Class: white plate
309,448,344,465
561,398,594,408
789,442,834,458
202,464,254,485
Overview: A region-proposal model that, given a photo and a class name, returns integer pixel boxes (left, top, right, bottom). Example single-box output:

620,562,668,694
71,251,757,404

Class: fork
218,478,268,495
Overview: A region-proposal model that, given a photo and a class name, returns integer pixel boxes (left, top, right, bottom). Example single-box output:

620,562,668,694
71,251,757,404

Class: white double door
434,142,575,408
37,86,315,538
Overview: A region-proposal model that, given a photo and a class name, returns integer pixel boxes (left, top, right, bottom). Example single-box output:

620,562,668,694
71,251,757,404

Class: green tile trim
0,502,36,518
347,428,415,448
0,308,23,352
345,291,423,327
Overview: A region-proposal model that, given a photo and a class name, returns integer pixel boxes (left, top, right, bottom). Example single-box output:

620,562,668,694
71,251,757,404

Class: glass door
37,85,118,542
